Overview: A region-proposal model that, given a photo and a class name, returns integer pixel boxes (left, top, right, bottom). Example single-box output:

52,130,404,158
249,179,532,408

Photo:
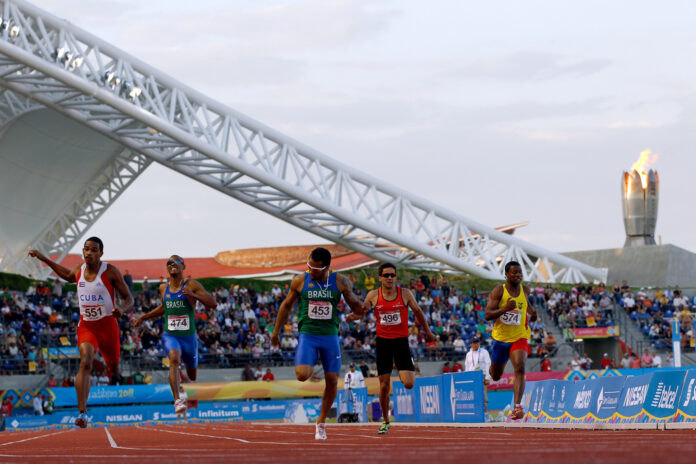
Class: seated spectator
262,368,275,381
442,361,451,374
600,353,612,369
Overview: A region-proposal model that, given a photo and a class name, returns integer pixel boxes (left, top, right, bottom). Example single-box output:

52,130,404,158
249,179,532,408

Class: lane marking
0,430,72,448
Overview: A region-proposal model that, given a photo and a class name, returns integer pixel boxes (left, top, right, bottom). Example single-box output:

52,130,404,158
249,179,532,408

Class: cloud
450,51,612,81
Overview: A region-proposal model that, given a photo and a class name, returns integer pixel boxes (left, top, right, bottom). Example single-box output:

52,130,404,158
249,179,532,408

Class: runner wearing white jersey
29,237,133,428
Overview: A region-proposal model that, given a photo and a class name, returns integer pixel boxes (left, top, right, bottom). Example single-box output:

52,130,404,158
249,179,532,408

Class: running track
1,423,696,463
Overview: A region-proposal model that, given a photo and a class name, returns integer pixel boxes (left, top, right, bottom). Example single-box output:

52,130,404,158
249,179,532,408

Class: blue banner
441,371,485,423
393,380,419,422
565,378,601,423
335,387,368,422
44,347,80,359
415,376,444,422
51,384,175,407
675,369,696,422
538,380,572,423
525,379,554,422
586,375,626,422
640,370,685,422
613,373,653,423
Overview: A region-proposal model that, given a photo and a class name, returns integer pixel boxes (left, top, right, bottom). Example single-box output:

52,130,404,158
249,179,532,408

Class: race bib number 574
500,310,521,326
308,301,332,320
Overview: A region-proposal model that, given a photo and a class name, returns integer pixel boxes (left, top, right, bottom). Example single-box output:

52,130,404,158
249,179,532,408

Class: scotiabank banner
488,371,566,391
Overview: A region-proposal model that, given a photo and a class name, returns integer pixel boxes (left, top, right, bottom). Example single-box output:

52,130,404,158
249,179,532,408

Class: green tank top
163,280,196,336
298,271,342,335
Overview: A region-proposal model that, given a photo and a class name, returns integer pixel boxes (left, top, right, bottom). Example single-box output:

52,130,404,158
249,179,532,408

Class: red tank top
375,287,409,338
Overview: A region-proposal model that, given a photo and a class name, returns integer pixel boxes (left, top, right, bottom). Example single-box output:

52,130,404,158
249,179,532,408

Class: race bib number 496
308,301,332,320
168,315,190,331
379,312,402,326
500,310,521,326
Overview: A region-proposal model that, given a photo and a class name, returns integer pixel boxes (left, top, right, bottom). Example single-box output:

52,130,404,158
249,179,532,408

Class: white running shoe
175,398,187,414
315,422,327,440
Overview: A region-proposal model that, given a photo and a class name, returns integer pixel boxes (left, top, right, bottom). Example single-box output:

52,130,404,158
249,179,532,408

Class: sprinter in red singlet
349,263,434,435
29,236,133,428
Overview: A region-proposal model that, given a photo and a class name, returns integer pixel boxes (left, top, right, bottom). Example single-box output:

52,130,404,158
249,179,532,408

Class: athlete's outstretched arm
184,280,217,309
27,250,79,283
346,289,377,322
134,304,164,327
107,265,134,318
484,285,514,321
402,288,436,342
337,274,365,315
270,274,303,346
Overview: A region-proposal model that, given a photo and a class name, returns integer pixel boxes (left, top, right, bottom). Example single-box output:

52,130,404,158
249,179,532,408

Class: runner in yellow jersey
484,261,536,420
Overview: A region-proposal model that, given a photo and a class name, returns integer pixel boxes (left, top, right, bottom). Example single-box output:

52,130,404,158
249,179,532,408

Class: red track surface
1,423,696,463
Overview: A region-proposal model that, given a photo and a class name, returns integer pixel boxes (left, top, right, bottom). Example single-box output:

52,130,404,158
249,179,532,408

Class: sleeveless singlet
76,262,115,323
374,287,409,339
297,271,342,335
491,284,530,343
163,280,196,336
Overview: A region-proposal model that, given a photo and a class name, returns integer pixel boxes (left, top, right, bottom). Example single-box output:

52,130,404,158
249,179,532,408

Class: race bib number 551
82,306,103,321
308,301,332,320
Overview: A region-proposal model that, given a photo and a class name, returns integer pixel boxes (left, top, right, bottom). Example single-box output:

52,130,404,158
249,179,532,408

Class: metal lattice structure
0,0,605,282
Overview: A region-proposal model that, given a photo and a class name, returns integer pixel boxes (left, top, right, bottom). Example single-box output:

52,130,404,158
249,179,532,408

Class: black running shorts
376,336,414,376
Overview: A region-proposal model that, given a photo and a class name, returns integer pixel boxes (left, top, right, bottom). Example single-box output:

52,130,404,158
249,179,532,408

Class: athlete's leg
295,334,319,381
489,362,506,381
76,342,95,413
295,365,314,381
185,366,197,382
317,372,338,424
168,349,183,398
489,340,511,381
378,373,391,422
510,348,528,406
97,317,121,385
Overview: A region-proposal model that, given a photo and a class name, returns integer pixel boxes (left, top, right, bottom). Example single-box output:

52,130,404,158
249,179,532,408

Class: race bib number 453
308,301,332,320
168,315,191,331
500,310,521,326
379,312,402,326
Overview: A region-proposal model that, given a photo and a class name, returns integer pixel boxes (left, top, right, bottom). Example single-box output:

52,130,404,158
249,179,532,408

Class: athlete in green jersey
135,255,216,414
271,247,365,440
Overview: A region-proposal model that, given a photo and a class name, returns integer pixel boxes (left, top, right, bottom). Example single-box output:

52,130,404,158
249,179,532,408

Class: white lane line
140,425,336,446
104,427,192,452
0,430,72,448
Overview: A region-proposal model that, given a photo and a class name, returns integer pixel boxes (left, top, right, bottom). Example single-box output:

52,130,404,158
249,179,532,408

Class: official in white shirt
464,337,492,410
344,363,365,389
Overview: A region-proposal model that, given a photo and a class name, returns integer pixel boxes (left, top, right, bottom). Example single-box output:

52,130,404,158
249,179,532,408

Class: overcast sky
30,0,696,260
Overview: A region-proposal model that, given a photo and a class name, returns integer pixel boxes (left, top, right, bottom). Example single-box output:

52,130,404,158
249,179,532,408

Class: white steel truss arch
0,0,605,283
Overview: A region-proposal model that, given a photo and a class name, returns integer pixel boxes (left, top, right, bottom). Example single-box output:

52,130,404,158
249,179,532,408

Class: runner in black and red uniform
29,237,133,428
349,263,434,435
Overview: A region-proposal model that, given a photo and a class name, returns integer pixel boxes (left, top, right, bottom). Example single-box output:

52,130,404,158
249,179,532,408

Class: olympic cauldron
621,167,658,247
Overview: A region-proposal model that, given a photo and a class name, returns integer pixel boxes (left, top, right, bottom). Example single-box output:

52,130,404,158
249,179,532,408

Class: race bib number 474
168,315,190,331
308,301,332,320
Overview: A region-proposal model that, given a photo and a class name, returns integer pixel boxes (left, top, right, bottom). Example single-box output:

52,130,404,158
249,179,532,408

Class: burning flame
630,149,658,189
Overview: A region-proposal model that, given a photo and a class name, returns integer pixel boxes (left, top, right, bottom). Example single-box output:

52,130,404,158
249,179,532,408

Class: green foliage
0,271,44,292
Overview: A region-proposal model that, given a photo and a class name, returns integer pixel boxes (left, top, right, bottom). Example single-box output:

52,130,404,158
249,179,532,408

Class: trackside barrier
516,368,693,424
393,371,485,423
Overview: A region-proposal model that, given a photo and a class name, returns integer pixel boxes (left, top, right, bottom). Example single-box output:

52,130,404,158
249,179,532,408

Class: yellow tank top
491,284,530,343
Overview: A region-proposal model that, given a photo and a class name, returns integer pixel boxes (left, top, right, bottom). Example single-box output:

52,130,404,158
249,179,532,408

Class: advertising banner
568,326,620,339
537,380,572,423
440,371,485,423
613,373,653,423
415,376,443,422
565,378,601,423
488,371,567,391
393,380,418,422
51,384,175,407
586,375,626,422
640,370,685,422
525,379,555,423
42,347,80,359
675,369,696,422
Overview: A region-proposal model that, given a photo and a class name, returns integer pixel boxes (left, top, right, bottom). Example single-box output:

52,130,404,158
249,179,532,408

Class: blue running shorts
162,331,198,369
295,333,341,374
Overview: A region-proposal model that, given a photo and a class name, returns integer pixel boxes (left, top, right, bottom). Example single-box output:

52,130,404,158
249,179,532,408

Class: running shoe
509,405,525,420
75,412,89,428
315,422,327,440
378,422,391,435
174,398,187,414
